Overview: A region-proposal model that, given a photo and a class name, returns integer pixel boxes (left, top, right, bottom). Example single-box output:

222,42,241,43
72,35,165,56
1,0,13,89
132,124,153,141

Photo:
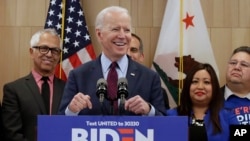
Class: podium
38,115,188,141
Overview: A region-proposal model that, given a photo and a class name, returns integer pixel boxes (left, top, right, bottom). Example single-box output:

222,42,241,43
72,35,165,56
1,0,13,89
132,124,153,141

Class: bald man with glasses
1,28,65,141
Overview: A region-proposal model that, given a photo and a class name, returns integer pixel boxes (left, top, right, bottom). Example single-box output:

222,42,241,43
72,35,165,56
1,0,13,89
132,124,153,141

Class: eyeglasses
33,45,61,55
228,60,250,68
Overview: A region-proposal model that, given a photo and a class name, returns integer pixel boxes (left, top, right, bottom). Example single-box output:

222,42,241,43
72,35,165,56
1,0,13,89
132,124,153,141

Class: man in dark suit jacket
58,6,165,116
127,33,170,110
0,104,4,141
1,28,65,141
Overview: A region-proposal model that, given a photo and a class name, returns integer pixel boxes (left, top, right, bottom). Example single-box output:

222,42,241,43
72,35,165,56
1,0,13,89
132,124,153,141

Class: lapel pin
130,73,135,76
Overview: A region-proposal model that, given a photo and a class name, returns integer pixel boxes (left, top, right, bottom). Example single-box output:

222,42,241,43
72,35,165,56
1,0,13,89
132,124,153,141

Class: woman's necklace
191,115,204,126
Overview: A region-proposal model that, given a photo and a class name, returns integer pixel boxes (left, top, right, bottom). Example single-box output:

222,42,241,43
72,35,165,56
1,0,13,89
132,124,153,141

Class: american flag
44,0,96,81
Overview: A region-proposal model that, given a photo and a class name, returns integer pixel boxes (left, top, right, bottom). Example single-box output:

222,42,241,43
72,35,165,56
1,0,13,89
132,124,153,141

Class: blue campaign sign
38,116,188,141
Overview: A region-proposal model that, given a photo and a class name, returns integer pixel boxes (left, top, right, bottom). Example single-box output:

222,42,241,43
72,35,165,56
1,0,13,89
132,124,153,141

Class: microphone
96,78,107,103
117,77,128,105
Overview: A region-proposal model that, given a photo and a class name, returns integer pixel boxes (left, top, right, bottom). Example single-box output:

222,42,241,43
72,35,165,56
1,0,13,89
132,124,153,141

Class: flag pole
58,0,67,79
178,0,184,105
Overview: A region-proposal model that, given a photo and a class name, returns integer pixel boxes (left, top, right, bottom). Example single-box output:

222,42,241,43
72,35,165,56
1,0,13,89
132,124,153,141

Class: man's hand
68,92,92,113
124,95,151,115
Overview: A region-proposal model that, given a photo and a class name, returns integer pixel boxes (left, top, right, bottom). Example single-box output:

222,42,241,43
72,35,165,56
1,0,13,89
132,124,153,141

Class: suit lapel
25,73,47,114
91,56,104,80
126,59,139,97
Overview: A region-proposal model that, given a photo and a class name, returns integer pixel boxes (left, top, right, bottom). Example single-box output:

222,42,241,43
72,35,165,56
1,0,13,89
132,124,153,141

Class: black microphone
117,77,128,105
96,78,107,103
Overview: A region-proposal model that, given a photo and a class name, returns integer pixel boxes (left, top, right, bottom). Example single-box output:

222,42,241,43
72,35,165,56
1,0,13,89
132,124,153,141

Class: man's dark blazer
0,104,4,141
162,87,170,110
59,55,166,116
2,73,65,141
221,85,226,95
221,85,228,104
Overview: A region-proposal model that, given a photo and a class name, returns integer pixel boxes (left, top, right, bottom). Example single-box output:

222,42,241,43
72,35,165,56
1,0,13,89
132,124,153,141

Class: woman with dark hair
167,63,238,141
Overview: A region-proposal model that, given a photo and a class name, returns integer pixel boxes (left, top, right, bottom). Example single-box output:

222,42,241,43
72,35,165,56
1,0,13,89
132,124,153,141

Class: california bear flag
152,0,219,108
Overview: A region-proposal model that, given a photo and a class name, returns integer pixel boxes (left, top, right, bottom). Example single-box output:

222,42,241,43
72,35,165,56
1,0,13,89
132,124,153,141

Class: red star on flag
182,12,194,29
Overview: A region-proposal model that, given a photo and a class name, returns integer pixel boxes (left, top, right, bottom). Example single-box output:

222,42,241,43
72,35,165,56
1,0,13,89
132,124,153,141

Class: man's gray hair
30,28,60,48
95,6,131,29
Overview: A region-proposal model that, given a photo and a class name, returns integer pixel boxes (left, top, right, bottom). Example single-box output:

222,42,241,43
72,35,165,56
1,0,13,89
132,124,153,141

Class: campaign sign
38,116,188,141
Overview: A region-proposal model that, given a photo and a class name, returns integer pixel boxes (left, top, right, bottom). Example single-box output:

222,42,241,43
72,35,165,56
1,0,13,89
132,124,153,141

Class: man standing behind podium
58,6,165,116
127,33,170,110
2,28,65,141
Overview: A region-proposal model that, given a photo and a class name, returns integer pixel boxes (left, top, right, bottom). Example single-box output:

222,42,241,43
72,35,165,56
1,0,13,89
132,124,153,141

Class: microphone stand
100,100,105,115
119,101,125,115
98,93,108,115
119,95,125,115
98,97,109,115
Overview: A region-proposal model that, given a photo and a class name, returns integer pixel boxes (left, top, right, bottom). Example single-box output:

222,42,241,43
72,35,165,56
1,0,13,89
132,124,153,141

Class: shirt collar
224,86,234,100
31,69,54,83
101,53,128,74
224,85,250,100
